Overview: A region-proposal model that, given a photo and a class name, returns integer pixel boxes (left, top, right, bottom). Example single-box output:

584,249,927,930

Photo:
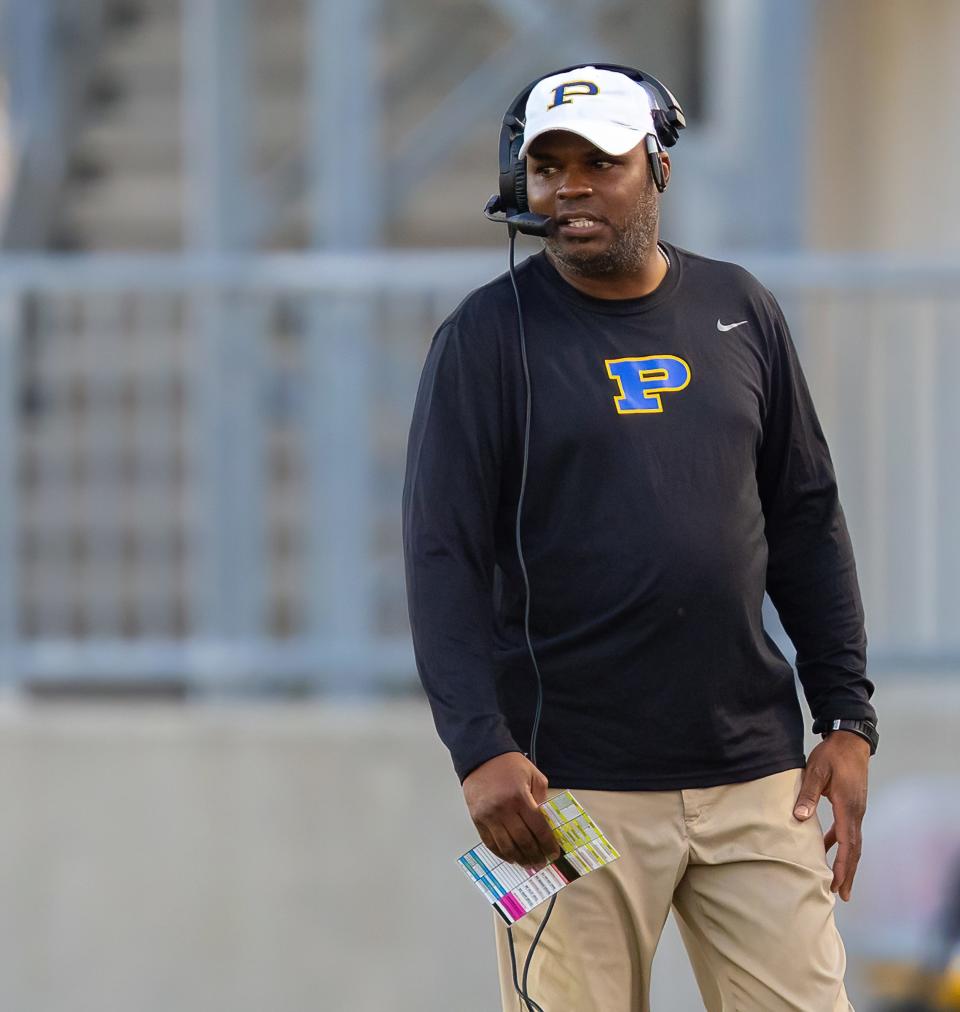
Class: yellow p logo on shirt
605,356,692,414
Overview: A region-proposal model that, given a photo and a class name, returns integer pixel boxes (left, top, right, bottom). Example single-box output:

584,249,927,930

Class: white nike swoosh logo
717,319,748,332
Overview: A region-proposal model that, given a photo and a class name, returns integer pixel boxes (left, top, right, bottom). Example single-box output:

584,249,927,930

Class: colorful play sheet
457,790,620,924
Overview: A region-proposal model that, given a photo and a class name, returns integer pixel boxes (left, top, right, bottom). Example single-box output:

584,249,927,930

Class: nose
556,169,592,200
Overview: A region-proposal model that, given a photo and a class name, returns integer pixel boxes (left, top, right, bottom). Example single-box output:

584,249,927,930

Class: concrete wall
0,681,957,1011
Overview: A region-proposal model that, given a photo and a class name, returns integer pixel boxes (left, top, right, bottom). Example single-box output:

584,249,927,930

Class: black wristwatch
812,717,879,756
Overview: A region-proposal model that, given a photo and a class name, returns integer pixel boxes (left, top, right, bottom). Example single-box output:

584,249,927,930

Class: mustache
543,200,660,278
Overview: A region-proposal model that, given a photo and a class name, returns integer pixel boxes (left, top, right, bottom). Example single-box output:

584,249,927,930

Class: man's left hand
792,731,870,902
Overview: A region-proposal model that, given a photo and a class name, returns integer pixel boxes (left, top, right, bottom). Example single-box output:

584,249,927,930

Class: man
402,65,877,1011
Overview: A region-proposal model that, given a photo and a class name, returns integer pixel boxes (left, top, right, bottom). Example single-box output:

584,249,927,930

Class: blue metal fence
0,249,957,690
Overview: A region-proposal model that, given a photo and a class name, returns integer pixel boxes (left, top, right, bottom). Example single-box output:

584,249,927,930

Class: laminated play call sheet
457,791,620,924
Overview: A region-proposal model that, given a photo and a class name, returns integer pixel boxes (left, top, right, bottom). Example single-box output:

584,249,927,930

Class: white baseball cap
518,66,657,159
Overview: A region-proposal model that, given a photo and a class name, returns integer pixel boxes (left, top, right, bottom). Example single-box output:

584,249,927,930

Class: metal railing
0,248,957,691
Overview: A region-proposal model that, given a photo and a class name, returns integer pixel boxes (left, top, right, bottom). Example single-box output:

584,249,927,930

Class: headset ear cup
513,159,529,214
652,109,680,148
498,132,528,215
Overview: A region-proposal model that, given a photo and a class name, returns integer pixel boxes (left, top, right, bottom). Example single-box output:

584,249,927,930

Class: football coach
402,64,877,1011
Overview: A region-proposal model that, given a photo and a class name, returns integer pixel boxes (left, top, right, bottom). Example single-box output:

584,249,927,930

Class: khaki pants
494,769,852,1011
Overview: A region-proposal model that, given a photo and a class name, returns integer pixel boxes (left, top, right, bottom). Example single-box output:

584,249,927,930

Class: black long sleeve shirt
402,241,876,789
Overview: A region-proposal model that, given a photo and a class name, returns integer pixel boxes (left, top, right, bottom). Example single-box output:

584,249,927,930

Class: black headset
484,63,686,237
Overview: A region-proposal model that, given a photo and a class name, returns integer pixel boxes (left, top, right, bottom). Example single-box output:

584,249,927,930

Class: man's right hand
462,752,562,869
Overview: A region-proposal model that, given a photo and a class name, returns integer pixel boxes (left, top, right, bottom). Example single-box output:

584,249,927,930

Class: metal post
0,0,58,247
182,0,251,251
3,0,57,159
182,0,266,661
307,0,382,249
0,294,21,681
690,0,813,250
749,0,813,248
304,0,381,691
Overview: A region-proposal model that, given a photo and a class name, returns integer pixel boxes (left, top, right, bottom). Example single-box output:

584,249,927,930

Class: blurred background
0,0,958,1009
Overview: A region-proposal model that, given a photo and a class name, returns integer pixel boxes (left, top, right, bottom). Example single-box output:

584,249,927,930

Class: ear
658,152,671,191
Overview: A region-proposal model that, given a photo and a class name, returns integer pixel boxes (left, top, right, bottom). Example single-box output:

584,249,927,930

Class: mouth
555,212,607,239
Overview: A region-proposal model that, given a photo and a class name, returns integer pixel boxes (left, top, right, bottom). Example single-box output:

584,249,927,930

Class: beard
543,185,660,278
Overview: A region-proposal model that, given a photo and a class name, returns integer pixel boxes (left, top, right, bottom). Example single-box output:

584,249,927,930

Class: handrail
1,249,960,293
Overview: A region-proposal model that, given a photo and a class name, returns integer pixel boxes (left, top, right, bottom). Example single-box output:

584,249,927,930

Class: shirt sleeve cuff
451,719,523,783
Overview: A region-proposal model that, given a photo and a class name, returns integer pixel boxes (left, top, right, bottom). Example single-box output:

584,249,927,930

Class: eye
534,164,558,178
593,159,615,170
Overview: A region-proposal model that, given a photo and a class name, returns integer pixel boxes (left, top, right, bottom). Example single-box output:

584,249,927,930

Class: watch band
813,717,879,756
